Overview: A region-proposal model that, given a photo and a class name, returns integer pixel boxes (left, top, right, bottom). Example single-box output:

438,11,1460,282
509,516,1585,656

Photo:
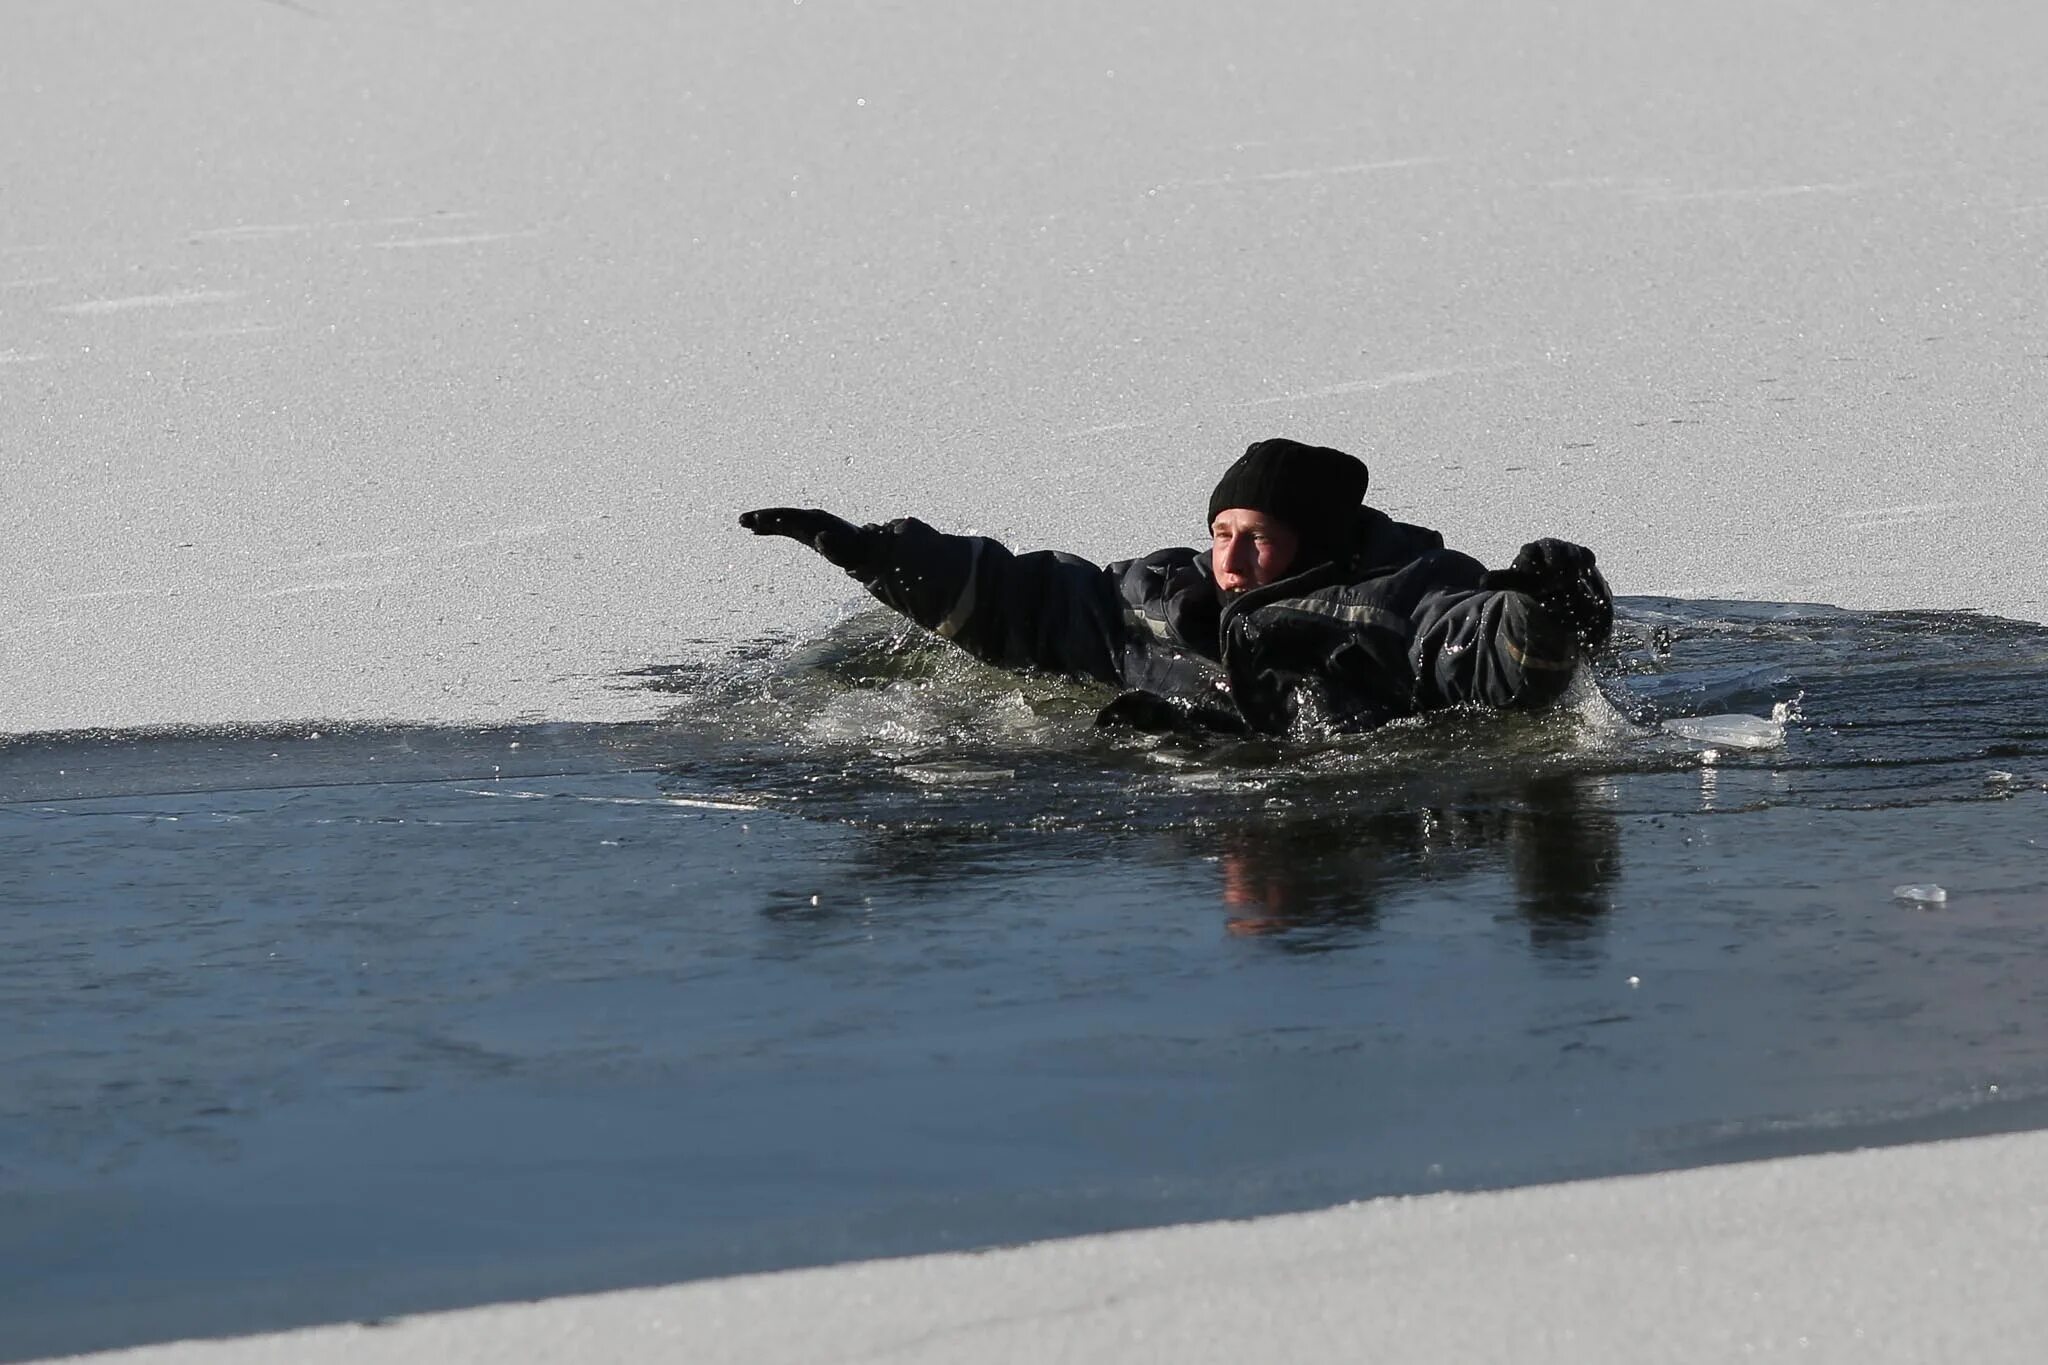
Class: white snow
59,1128,2048,1364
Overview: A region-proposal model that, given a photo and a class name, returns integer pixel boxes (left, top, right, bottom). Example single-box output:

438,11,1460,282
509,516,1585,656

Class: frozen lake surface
5,597,2047,1358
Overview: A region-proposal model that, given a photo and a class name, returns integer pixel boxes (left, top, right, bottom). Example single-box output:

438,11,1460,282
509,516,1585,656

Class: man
738,438,1612,735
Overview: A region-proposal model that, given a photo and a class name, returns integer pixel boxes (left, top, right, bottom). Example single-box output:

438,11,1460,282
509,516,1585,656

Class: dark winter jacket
852,508,1597,735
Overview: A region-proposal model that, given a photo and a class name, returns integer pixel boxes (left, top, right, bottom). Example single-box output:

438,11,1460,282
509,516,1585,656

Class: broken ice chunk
1660,713,1786,750
895,761,1016,785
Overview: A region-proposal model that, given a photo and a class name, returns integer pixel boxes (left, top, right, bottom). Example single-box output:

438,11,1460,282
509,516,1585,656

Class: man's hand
738,507,879,575
1505,537,1598,585
1484,537,1614,652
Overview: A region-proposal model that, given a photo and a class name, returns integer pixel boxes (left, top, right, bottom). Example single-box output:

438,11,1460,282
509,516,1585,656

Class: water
4,598,2048,1357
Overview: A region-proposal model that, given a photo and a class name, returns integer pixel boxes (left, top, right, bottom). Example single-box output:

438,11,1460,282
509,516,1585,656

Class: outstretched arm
739,508,1128,683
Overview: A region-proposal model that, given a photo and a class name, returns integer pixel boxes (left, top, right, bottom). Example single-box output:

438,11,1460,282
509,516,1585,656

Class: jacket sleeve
1407,578,1587,711
854,517,1129,684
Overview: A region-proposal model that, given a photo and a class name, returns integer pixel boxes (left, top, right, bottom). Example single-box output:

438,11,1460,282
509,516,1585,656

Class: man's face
1210,508,1300,596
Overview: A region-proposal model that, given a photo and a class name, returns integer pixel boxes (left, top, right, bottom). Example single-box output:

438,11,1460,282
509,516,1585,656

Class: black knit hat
1207,439,1370,555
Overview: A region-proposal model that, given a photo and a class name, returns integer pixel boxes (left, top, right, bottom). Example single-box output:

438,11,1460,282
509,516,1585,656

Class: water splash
619,597,2048,831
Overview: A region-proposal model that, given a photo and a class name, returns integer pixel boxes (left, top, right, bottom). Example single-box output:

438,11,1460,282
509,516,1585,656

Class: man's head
1206,439,1370,595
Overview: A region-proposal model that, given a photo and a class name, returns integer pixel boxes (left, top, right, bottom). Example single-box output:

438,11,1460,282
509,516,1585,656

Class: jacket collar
1216,559,1351,638
1187,505,1442,639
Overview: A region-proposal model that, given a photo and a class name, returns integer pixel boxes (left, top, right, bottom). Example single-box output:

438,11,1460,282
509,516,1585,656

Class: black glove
1483,537,1614,653
739,507,880,576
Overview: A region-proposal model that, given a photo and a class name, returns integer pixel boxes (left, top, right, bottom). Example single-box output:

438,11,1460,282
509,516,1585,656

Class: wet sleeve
855,517,1128,684
1408,583,1585,711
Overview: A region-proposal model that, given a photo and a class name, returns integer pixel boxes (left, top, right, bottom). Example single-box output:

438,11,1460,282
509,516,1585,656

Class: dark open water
4,599,2047,1358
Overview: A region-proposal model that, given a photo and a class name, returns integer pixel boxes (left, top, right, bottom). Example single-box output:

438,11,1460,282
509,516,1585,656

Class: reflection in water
1212,816,1403,942
713,760,1627,963
1508,774,1623,956
1206,774,1620,956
